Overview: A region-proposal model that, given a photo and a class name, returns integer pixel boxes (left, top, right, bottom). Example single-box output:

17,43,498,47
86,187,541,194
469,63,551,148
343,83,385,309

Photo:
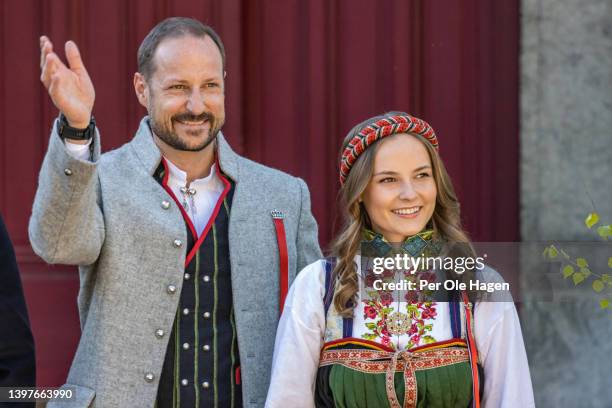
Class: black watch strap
58,114,96,140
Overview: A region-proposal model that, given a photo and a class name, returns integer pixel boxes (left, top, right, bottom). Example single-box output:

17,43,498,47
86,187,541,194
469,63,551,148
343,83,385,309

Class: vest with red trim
315,258,484,408
153,162,242,408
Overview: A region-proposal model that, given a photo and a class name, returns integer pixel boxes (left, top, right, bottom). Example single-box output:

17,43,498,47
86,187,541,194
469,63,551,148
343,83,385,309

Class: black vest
155,163,242,408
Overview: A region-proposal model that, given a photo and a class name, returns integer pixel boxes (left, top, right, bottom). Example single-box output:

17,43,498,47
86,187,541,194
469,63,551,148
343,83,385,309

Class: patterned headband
339,114,438,185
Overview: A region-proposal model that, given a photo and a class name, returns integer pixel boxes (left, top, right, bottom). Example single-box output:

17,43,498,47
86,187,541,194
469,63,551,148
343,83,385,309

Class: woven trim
339,114,438,185
320,346,469,408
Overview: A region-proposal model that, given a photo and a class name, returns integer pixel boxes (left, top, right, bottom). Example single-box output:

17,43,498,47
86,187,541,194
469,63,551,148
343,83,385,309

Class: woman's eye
416,172,431,179
380,177,396,183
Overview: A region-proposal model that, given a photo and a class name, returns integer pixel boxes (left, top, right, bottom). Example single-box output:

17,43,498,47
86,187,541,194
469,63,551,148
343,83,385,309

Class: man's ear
133,72,149,108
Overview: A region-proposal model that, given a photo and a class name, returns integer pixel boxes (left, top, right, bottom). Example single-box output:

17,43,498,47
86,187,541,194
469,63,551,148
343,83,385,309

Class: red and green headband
339,114,438,185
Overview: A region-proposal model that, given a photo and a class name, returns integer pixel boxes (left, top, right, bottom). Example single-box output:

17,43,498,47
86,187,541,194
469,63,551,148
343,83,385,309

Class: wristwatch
58,113,96,140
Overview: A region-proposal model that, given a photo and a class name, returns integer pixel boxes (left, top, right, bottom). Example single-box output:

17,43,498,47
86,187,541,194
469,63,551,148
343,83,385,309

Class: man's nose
186,89,206,114
398,181,418,200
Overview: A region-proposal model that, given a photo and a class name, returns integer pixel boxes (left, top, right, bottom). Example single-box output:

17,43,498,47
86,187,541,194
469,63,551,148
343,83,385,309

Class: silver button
64,168,73,176
182,308,189,316
144,372,155,382
202,381,210,389
173,239,183,248
203,275,210,282
203,344,210,351
181,379,188,386
203,311,211,319
155,329,164,338
184,273,191,280
182,342,190,350
161,200,170,209
166,285,177,294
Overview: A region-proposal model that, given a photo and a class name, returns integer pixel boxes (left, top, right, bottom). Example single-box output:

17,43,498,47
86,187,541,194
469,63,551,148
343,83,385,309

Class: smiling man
30,17,320,408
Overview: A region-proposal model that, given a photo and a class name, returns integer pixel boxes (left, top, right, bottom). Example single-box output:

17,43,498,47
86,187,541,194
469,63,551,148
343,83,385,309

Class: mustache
172,112,214,123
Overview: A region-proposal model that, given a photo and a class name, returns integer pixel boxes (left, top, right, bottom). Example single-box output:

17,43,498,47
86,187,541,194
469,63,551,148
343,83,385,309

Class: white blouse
265,259,535,408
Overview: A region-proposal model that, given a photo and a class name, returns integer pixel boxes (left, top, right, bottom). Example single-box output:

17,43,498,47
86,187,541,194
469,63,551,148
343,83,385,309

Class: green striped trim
230,306,237,408
193,251,201,405
173,309,180,407
212,224,219,406
223,197,230,215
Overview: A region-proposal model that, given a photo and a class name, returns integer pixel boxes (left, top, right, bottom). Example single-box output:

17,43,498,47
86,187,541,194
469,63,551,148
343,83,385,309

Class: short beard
150,111,221,152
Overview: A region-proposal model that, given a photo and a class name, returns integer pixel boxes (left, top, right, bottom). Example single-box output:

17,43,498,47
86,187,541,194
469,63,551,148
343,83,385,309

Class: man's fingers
39,37,53,70
40,53,56,87
40,53,66,88
65,41,85,72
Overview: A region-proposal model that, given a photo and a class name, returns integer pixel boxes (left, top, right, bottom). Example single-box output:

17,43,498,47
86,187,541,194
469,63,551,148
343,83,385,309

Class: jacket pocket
46,383,96,408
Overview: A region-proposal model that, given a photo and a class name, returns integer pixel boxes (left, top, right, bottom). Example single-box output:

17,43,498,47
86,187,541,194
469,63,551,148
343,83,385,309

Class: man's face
138,35,225,152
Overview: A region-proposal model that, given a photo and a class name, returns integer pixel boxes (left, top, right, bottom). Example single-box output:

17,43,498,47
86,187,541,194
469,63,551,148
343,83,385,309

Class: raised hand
39,36,95,129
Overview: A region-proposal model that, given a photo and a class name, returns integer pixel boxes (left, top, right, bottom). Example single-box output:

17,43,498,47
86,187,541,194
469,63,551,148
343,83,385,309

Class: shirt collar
164,158,224,192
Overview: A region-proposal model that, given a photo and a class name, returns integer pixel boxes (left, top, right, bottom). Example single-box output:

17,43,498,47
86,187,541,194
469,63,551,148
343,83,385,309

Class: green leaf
573,272,585,285
593,280,605,293
562,265,575,278
600,299,610,309
580,267,591,278
601,274,610,283
608,257,612,269
585,213,600,229
548,246,558,259
542,247,550,258
422,335,436,344
365,322,377,330
597,225,611,239
576,258,588,268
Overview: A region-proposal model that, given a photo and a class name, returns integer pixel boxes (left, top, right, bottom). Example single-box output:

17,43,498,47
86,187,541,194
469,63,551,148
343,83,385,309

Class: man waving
31,17,320,408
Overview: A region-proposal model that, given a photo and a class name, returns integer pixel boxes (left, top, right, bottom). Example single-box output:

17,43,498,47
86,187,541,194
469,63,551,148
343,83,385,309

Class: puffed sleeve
265,260,327,408
474,300,536,408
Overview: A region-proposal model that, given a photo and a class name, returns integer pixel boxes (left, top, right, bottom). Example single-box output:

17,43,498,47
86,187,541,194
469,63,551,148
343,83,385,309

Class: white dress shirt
65,139,224,237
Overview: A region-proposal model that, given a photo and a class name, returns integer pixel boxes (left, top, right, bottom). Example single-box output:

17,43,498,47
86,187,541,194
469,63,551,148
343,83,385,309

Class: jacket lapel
216,132,240,182
129,117,163,175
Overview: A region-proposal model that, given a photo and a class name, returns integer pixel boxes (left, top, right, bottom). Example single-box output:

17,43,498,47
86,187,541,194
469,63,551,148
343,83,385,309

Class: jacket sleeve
0,215,36,392
295,178,322,272
28,119,105,265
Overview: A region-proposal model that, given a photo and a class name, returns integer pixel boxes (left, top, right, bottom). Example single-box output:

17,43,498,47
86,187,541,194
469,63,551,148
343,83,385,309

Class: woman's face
361,134,437,242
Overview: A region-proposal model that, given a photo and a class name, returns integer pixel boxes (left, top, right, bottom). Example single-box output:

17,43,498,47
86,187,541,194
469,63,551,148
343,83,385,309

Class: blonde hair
329,112,474,317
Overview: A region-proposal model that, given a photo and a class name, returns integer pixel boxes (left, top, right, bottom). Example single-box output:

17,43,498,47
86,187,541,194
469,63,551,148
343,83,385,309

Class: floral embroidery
361,266,438,350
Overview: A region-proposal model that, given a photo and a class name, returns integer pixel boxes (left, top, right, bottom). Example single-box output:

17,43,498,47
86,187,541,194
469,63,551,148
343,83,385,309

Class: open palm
40,36,95,128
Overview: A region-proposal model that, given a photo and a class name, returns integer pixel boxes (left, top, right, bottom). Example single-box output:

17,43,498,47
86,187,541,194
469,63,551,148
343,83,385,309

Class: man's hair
137,17,226,80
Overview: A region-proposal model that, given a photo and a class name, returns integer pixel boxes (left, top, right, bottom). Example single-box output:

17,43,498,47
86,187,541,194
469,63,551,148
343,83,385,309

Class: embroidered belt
319,346,469,408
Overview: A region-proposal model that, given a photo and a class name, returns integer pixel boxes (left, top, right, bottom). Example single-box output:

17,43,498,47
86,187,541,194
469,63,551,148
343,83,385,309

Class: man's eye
205,82,219,88
170,85,187,90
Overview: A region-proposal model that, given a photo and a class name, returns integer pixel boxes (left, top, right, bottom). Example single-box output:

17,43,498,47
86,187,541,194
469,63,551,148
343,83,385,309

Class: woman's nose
398,181,418,200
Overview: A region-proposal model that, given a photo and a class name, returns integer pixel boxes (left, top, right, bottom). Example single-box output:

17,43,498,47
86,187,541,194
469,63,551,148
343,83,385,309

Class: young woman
265,112,534,408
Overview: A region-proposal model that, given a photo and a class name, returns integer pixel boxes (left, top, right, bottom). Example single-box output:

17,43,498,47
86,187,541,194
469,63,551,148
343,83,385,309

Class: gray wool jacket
29,117,322,407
